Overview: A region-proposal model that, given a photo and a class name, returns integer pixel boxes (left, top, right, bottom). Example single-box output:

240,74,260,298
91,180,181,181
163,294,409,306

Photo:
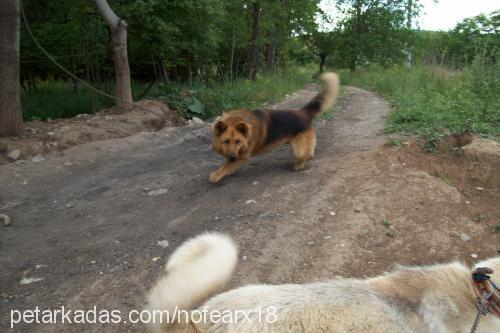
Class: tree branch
95,0,120,28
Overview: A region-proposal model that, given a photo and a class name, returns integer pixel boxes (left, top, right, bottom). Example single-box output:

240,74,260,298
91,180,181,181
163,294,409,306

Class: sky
418,0,498,31
320,0,499,31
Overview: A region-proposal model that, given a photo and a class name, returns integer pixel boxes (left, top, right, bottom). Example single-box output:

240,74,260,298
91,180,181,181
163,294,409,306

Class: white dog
147,233,500,333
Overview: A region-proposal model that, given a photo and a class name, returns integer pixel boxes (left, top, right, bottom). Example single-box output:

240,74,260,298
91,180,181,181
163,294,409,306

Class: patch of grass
441,176,452,185
383,218,396,237
494,224,500,233
340,60,500,140
388,137,402,148
21,81,162,121
22,67,315,121
386,230,396,237
474,212,483,223
317,105,337,121
166,66,315,119
317,86,347,121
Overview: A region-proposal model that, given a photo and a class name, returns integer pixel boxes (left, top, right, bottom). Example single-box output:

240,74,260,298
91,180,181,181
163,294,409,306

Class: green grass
340,63,500,140
160,66,315,119
21,81,161,121
21,66,315,121
316,86,347,121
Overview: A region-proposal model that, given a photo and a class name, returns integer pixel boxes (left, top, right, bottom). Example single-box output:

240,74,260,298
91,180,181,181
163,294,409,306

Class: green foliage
340,61,500,139
329,0,420,70
415,11,499,67
165,66,315,119
388,137,402,148
21,0,322,86
21,81,163,121
21,67,314,121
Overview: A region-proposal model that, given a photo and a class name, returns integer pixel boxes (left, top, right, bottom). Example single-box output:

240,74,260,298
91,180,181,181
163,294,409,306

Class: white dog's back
147,233,500,333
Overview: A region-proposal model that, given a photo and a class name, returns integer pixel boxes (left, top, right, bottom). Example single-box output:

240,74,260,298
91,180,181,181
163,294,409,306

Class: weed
158,66,314,119
494,224,500,233
340,62,499,140
21,66,315,121
386,230,396,237
388,137,402,148
21,81,160,121
441,176,452,185
474,212,482,223
317,87,346,121
382,218,392,228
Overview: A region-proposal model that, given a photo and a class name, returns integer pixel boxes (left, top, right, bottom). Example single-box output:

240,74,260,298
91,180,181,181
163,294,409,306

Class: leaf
185,96,205,116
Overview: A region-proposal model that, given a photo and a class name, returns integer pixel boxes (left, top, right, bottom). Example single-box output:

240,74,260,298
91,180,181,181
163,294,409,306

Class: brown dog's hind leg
209,158,248,183
291,128,316,171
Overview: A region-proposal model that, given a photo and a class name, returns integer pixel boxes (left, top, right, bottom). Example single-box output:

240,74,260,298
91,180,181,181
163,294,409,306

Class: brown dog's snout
227,154,237,162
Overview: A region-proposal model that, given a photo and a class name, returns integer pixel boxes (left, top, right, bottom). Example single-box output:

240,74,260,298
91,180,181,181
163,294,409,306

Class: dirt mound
391,137,500,189
0,100,186,164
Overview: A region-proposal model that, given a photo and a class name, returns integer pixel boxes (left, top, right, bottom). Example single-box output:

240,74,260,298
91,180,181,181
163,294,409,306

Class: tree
96,0,133,111
0,0,23,136
261,0,320,72
335,0,423,70
247,1,261,80
404,0,413,68
303,31,337,73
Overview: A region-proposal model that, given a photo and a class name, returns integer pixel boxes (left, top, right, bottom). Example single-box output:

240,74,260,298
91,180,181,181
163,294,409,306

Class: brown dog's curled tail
302,72,340,117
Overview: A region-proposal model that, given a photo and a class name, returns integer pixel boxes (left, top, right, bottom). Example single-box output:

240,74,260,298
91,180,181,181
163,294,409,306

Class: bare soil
0,85,498,333
0,100,185,164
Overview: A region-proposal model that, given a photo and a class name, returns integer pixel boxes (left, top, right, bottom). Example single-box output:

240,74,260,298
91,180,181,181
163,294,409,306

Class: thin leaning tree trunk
247,1,261,80
96,0,133,111
229,28,235,82
0,0,23,137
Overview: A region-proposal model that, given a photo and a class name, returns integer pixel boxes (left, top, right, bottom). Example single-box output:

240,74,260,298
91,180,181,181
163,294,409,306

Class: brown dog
209,73,339,183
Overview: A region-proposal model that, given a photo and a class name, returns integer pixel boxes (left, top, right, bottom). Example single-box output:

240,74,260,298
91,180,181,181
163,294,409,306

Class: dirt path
1,86,498,332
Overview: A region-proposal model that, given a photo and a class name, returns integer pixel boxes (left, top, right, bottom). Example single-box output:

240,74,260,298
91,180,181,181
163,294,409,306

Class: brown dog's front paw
209,171,223,183
293,164,306,172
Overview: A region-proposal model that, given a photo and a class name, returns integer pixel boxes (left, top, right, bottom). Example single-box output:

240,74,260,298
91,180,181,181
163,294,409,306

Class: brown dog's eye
235,140,241,144
224,139,229,144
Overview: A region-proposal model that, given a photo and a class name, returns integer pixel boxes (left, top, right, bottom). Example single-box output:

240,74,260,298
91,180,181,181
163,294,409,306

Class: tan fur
290,128,316,171
210,73,339,183
147,233,500,332
0,213,11,226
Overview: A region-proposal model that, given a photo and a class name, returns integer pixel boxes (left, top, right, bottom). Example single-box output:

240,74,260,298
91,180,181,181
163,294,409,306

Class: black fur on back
252,109,265,120
302,93,324,116
265,110,308,144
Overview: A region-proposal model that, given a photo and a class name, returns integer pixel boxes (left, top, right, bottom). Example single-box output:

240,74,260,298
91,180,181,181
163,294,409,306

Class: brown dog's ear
235,122,251,137
214,121,227,136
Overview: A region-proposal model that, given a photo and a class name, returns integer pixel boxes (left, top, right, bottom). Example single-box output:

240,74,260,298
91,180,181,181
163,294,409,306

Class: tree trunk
350,0,363,71
405,0,413,69
265,30,277,72
319,54,327,73
96,0,133,111
247,1,261,80
160,58,169,84
0,0,23,137
229,28,235,81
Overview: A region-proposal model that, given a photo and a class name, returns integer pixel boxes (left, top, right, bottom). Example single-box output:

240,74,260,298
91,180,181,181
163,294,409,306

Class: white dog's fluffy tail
146,233,238,333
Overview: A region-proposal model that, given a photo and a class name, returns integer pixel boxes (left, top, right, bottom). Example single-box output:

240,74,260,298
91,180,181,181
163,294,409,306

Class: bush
340,60,500,139
158,66,315,119
21,81,163,121
21,67,315,121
